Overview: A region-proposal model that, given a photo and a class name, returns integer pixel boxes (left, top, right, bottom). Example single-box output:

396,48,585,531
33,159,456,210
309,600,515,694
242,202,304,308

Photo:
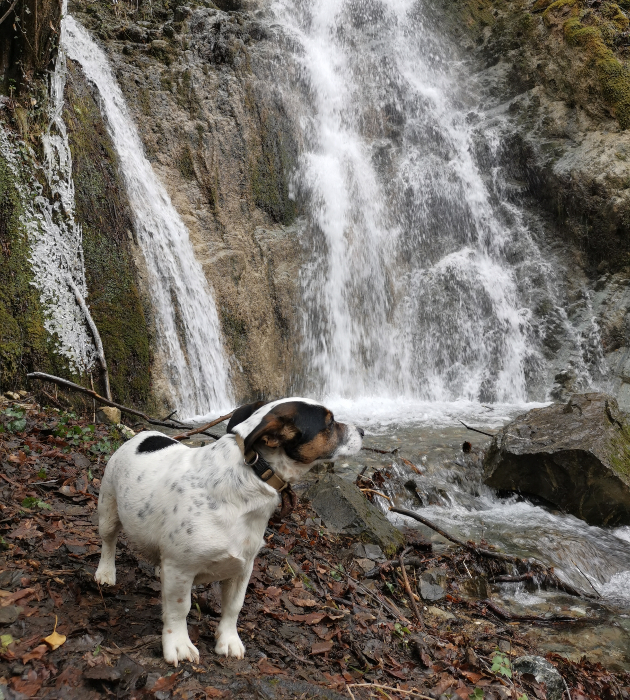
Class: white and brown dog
94,398,364,666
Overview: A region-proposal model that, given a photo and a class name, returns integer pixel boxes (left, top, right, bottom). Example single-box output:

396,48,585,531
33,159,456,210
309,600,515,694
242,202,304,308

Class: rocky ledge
483,392,630,526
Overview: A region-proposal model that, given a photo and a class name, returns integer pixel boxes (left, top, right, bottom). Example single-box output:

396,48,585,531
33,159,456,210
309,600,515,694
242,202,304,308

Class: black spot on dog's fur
137,435,178,453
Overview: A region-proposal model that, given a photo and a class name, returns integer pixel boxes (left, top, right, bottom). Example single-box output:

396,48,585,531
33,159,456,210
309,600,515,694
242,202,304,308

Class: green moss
220,308,247,356
64,63,153,408
177,144,196,180
0,147,55,391
251,107,297,226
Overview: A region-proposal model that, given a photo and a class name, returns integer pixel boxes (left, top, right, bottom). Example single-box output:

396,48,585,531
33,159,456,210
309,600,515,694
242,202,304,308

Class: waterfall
64,17,232,417
272,0,592,404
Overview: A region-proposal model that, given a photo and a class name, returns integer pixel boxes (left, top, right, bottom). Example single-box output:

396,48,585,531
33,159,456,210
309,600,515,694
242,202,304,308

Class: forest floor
0,395,629,700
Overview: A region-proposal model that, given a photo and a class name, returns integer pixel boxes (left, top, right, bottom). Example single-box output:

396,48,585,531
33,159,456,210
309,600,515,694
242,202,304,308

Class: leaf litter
0,395,628,699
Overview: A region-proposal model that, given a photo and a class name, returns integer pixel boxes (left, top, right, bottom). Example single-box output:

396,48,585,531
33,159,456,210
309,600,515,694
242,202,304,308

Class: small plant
471,689,484,700
21,496,51,511
37,467,47,479
491,650,512,679
90,436,120,456
1,407,26,433
393,622,410,639
329,564,345,582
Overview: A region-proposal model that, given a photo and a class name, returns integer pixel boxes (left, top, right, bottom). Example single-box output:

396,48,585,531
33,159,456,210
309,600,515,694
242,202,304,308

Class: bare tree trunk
67,277,112,401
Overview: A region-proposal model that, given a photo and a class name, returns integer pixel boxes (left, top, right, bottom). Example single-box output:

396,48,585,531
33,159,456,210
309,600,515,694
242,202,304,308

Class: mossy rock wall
0,147,56,391
63,62,153,409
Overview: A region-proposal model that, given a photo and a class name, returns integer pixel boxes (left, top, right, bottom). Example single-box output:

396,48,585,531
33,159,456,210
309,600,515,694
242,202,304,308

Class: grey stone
363,544,384,561
0,606,21,624
460,575,491,599
306,474,404,557
351,543,366,558
425,606,456,621
419,569,447,601
513,656,564,700
95,407,121,425
483,393,630,526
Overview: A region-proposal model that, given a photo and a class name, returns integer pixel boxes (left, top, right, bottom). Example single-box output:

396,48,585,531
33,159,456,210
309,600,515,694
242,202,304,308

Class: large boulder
483,393,630,526
305,474,404,557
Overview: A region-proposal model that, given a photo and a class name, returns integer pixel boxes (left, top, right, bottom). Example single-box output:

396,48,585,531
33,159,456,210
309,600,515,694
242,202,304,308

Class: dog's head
227,398,364,481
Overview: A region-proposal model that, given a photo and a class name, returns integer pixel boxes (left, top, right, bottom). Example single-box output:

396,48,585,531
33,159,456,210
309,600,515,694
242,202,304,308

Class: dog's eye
327,414,334,426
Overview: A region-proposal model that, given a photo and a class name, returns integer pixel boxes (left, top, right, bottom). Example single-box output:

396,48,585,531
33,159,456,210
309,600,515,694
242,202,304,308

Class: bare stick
390,506,520,563
0,0,18,27
360,488,391,502
571,559,601,598
172,411,234,441
67,278,112,400
458,420,495,438
27,371,227,437
399,548,423,628
276,640,315,666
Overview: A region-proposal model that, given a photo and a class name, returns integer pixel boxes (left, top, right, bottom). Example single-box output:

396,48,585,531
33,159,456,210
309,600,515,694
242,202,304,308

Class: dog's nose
358,427,365,438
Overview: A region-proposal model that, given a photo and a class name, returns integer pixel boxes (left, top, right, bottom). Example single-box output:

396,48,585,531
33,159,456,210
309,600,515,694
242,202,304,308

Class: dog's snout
358,427,365,438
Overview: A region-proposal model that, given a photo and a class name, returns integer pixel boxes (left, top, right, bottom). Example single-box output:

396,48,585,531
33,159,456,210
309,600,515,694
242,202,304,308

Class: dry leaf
43,615,66,650
22,644,48,663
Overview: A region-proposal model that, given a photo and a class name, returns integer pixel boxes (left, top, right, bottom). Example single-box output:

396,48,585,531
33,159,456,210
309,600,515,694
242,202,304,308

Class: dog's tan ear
244,409,300,453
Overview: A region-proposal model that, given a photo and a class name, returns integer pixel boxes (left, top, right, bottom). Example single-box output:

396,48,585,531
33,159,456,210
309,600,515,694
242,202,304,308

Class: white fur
94,398,363,666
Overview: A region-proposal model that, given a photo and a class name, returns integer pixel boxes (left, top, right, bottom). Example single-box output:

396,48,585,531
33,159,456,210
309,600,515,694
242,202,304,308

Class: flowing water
64,17,233,417
270,0,601,403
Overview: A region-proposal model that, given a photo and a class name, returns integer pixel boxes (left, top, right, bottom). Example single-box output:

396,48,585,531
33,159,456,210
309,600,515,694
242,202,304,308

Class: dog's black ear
227,400,269,433
243,404,301,453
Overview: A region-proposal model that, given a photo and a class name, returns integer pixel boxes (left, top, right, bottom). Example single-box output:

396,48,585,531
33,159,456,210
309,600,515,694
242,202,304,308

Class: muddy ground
0,394,628,700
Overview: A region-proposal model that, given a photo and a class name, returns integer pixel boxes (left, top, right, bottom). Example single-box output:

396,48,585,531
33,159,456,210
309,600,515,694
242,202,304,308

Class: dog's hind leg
160,560,199,667
215,559,254,659
94,485,121,586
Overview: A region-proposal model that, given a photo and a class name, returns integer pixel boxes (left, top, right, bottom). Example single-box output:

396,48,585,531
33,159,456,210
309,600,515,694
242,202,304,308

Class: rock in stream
483,393,630,526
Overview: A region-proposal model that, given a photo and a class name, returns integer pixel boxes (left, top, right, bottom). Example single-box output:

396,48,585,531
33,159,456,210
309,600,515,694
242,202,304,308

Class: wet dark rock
0,606,21,625
305,473,404,557
513,656,565,700
419,568,447,601
483,393,630,526
460,575,491,600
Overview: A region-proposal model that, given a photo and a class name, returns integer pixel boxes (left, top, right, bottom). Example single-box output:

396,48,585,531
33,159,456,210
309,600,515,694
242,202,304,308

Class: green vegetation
64,63,153,408
0,150,56,393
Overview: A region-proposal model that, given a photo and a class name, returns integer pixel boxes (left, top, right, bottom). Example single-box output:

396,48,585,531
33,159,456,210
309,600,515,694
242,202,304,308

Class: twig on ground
360,488,391,502
277,640,315,665
399,548,423,628
365,557,425,579
458,420,495,438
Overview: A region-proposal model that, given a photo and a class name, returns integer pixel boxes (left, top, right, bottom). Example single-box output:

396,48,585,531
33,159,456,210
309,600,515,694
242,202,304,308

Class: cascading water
272,0,597,404
64,17,232,417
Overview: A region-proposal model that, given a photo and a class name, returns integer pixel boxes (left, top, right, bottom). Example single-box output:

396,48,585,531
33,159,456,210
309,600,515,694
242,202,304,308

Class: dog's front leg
215,559,254,659
160,560,199,667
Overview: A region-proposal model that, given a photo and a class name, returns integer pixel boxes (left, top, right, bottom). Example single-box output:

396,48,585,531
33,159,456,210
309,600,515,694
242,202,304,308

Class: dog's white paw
95,564,116,586
215,631,245,659
163,630,199,667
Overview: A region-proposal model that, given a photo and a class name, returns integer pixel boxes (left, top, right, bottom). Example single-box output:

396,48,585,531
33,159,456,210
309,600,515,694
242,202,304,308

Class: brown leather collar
233,434,289,492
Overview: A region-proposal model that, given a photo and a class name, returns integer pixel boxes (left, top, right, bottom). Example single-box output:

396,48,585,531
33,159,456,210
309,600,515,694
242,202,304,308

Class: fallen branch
67,277,112,401
391,507,596,599
172,412,234,441
390,506,520,563
399,547,423,628
360,488,391,502
0,0,18,27
458,420,495,438
27,372,226,438
471,598,579,624
364,556,426,579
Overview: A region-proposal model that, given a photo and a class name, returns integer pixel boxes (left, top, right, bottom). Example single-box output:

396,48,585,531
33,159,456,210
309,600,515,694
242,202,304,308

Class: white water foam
64,18,232,417
271,0,599,404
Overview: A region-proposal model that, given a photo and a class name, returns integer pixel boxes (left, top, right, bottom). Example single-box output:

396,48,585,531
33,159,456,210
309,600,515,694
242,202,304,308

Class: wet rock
0,606,21,625
305,474,404,557
513,656,564,700
460,575,491,599
95,407,121,425
363,544,384,561
419,569,447,601
483,393,630,526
